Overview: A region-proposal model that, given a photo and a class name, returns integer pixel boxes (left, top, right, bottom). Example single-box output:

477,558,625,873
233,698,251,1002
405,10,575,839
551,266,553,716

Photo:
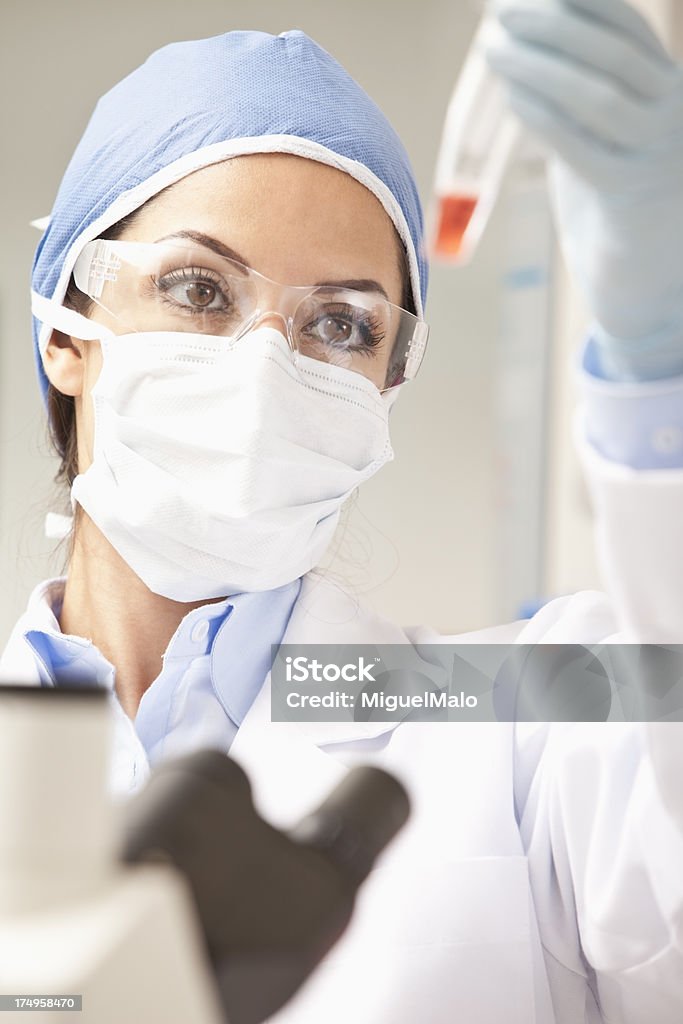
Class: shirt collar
21,578,115,690
209,579,301,726
20,576,301,725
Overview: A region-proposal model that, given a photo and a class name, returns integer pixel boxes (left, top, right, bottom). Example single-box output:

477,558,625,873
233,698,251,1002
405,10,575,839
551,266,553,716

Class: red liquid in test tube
433,194,479,260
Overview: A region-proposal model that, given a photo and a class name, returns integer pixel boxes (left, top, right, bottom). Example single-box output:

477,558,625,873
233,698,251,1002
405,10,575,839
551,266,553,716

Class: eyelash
313,305,386,354
150,269,387,353
153,266,229,313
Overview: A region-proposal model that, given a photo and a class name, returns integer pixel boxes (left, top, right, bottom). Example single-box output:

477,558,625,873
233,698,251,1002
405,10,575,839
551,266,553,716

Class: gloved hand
486,0,683,380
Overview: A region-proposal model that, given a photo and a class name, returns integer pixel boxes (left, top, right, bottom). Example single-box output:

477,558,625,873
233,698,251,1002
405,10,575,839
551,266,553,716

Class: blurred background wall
0,0,674,645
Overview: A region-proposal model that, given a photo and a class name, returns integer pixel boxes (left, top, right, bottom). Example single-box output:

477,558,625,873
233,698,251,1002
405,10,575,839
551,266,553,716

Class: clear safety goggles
71,239,429,392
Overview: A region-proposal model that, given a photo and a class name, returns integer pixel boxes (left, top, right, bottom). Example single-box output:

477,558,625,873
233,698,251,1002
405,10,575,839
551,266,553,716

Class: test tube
430,13,520,265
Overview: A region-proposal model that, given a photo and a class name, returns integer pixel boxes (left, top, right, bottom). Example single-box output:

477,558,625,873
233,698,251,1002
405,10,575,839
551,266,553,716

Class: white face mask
61,326,394,601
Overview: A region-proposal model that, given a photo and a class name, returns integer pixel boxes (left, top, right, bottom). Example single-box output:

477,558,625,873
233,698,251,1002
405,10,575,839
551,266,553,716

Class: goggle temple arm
31,291,117,349
402,321,429,382
73,240,123,300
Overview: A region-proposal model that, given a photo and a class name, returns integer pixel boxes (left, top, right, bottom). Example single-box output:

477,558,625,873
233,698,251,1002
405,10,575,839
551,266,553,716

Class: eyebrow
154,229,391,300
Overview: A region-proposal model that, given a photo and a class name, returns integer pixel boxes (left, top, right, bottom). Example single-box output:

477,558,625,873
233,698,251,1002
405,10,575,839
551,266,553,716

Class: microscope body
0,684,408,1024
0,862,224,1024
0,684,224,1023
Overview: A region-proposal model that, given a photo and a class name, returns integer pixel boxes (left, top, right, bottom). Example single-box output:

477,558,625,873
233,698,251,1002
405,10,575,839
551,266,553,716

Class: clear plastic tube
430,14,521,265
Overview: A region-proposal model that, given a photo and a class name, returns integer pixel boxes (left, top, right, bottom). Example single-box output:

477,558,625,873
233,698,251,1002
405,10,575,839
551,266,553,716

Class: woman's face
45,154,406,476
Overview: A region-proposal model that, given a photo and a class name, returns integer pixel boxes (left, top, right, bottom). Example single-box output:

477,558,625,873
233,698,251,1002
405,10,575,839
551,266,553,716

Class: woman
3,6,683,1023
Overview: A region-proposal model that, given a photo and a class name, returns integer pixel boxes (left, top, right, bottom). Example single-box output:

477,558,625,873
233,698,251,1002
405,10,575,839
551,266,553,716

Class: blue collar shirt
13,577,300,796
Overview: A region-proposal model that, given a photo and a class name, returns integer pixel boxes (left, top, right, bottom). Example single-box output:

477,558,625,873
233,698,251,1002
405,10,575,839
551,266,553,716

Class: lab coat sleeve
577,430,683,645
514,417,683,1020
517,721,683,1023
579,347,683,640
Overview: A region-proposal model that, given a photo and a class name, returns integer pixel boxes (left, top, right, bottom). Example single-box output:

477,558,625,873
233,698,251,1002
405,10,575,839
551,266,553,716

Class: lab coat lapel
228,572,409,827
230,570,543,1024
227,670,347,828
278,571,414,744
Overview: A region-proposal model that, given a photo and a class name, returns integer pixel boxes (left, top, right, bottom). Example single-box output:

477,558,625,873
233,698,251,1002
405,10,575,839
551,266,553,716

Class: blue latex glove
486,0,683,381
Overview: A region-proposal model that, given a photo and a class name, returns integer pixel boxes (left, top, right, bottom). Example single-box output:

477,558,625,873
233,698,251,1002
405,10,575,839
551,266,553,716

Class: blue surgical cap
31,29,427,402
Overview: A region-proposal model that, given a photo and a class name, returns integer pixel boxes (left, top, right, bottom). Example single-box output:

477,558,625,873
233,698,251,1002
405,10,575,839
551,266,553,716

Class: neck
59,511,223,719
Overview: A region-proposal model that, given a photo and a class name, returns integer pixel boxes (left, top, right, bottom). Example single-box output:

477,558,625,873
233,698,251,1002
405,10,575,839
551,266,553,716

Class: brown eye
297,302,385,356
316,316,353,345
186,281,217,307
156,267,228,312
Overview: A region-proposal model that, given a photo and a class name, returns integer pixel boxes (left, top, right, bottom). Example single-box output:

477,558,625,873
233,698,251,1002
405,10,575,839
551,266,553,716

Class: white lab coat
1,437,682,1023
